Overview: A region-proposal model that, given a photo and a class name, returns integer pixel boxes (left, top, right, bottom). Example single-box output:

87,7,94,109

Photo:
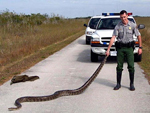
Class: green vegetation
0,11,89,85
135,17,150,84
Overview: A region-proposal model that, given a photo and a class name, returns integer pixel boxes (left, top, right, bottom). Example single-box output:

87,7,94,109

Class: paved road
0,35,150,113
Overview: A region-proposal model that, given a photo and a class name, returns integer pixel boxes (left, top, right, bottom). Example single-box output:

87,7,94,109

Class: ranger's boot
114,72,122,90
129,72,135,91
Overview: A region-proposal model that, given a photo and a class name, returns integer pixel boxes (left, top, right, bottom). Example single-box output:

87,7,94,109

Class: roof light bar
128,13,132,16
102,13,133,16
102,13,120,16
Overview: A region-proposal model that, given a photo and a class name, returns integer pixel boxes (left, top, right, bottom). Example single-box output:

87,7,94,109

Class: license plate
110,51,117,56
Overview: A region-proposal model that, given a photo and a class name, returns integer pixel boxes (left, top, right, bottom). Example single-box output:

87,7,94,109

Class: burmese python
8,56,108,111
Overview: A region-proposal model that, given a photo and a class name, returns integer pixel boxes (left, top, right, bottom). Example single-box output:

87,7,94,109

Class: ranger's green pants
116,47,134,73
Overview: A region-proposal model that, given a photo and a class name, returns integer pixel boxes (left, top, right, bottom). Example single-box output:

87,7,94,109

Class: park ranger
106,10,142,91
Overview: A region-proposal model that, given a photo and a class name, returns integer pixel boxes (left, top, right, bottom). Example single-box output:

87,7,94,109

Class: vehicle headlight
86,31,93,35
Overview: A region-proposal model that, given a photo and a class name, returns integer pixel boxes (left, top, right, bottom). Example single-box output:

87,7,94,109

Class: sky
0,0,150,18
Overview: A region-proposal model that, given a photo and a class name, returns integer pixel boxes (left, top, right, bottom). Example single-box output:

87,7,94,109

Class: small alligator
10,75,39,85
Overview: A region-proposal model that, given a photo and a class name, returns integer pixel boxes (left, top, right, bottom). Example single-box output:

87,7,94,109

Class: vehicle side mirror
138,24,145,29
84,24,87,27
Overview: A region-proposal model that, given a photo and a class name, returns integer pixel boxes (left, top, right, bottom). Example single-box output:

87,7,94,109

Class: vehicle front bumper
91,47,139,56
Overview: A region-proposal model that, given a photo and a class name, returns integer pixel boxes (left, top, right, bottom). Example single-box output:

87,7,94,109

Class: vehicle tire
91,50,98,62
86,40,90,44
134,54,142,62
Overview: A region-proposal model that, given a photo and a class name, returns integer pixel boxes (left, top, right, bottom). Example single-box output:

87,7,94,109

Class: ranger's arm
106,36,116,56
137,35,142,55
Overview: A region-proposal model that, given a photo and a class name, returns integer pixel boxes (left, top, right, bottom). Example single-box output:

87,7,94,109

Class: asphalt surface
0,35,150,113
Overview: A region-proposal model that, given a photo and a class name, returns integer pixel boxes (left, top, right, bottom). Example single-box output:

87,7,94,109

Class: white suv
90,13,145,62
84,16,102,44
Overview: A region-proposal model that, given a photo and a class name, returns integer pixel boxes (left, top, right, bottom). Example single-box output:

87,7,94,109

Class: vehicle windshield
97,18,135,30
89,18,101,29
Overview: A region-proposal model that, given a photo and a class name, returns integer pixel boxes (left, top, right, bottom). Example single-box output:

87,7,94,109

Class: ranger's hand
106,50,110,56
138,48,142,55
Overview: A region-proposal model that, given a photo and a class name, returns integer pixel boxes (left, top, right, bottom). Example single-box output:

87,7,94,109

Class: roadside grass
135,17,150,84
0,11,89,85
0,19,87,68
0,30,85,85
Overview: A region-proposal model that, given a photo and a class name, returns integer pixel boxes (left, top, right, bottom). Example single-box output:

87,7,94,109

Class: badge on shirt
129,27,131,30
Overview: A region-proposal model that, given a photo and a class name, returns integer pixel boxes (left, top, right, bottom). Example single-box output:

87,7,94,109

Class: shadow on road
76,76,129,90
76,49,91,63
77,38,87,45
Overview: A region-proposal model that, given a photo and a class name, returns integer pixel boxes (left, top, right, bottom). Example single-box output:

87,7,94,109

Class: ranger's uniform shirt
113,20,140,44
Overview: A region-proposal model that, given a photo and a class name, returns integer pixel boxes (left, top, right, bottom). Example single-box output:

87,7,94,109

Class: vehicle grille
101,37,111,43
